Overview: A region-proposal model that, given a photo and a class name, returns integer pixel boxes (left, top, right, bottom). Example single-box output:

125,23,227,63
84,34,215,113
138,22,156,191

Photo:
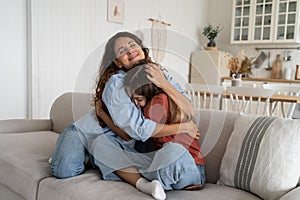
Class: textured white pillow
218,115,300,200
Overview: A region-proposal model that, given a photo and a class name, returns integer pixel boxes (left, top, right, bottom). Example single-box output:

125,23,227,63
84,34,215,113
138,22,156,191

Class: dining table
188,88,300,118
220,92,300,104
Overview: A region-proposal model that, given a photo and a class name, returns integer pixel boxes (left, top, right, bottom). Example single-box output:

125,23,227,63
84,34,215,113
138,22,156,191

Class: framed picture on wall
107,0,124,24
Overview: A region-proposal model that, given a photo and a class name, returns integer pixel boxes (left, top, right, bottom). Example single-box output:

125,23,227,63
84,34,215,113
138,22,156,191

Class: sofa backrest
50,92,93,133
196,109,241,183
50,92,241,184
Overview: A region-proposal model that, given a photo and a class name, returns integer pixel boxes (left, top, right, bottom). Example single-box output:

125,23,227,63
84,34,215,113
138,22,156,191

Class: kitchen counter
221,77,300,84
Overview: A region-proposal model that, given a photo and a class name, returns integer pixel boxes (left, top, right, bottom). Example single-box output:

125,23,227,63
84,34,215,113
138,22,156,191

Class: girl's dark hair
93,31,152,127
124,63,180,123
124,62,163,102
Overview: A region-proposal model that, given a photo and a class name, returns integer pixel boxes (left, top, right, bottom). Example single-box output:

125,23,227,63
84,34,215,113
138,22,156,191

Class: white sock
48,157,52,164
136,178,166,200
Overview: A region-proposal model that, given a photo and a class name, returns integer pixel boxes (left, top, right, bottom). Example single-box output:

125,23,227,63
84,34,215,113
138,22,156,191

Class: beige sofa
0,92,299,200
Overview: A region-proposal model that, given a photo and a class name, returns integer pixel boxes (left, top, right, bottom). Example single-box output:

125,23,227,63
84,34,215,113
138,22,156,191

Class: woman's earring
114,60,123,68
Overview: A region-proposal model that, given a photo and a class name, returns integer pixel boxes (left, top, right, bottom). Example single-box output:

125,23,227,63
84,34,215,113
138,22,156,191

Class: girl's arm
145,64,194,116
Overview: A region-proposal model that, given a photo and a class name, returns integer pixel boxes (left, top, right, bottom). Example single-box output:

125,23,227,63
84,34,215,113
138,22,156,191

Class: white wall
29,0,208,118
13,0,300,119
2,0,299,119
0,0,27,119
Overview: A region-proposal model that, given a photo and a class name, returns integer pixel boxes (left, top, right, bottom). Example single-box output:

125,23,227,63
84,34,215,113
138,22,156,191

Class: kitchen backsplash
225,44,300,80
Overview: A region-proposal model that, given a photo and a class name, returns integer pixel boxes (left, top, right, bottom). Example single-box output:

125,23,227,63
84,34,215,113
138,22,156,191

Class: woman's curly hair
93,31,152,127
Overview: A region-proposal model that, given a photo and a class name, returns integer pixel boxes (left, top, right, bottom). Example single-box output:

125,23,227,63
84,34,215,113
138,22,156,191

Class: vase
207,39,216,47
230,71,249,78
231,73,242,87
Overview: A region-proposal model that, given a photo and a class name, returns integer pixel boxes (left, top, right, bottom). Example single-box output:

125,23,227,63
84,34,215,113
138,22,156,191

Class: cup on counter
232,79,242,86
231,73,242,86
284,68,294,80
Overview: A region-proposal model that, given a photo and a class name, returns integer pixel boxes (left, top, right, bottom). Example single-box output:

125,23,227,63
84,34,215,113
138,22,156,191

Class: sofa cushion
218,115,300,200
0,131,58,200
38,172,261,200
0,119,51,133
38,170,154,200
279,186,300,200
196,109,241,183
167,183,261,200
0,183,25,200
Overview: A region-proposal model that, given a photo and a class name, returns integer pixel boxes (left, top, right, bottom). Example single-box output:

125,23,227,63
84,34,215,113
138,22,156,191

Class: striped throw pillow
218,115,300,200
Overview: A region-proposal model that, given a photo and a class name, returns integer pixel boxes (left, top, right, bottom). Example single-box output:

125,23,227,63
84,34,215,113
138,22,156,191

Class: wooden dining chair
262,84,300,118
226,86,274,115
185,83,225,110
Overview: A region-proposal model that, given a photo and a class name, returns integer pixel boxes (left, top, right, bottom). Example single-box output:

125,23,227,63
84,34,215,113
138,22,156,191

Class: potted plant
202,24,223,48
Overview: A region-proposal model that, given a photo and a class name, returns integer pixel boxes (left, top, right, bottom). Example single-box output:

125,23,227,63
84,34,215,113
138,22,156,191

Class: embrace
50,31,206,200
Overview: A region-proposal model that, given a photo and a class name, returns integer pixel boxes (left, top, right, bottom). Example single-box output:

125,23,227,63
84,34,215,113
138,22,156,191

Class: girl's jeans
91,133,205,190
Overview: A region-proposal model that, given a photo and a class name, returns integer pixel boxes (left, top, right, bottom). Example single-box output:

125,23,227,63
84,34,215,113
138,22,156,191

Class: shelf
255,46,300,51
222,77,300,84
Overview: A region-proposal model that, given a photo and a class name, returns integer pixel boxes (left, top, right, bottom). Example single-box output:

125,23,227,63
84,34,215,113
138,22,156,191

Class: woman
51,31,198,200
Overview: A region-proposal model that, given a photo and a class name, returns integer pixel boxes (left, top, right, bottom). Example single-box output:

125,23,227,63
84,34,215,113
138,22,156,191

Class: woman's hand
189,130,200,140
180,120,200,140
145,63,168,88
145,63,195,116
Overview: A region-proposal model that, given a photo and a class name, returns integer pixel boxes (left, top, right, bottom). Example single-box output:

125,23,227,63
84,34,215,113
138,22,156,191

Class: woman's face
132,93,147,108
114,37,145,70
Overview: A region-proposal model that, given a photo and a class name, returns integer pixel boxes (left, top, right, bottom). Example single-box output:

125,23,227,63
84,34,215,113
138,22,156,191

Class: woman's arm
145,64,194,116
144,94,199,140
96,101,131,141
98,110,199,141
152,122,200,140
97,106,199,141
97,101,199,141
97,96,199,141
103,73,198,141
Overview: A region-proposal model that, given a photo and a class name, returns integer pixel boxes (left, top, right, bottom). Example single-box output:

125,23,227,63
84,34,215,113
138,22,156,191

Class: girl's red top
142,93,205,165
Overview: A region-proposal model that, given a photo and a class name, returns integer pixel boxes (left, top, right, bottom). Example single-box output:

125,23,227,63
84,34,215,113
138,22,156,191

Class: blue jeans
91,133,205,190
51,124,88,178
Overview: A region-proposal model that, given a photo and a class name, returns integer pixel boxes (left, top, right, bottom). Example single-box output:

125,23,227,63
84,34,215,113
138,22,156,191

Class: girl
124,63,206,190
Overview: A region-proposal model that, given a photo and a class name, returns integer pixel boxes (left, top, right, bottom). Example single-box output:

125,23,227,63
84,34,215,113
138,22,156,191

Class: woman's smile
114,37,145,69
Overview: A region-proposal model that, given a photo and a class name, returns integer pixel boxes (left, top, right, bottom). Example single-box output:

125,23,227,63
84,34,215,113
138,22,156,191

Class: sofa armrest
279,186,300,200
0,119,52,133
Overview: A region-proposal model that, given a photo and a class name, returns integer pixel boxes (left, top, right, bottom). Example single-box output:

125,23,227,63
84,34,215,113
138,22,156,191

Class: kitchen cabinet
231,0,251,42
189,50,229,85
231,0,300,44
276,0,299,41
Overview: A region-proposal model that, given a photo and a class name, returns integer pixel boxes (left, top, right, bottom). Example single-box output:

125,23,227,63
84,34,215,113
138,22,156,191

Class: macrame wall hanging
148,17,171,63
